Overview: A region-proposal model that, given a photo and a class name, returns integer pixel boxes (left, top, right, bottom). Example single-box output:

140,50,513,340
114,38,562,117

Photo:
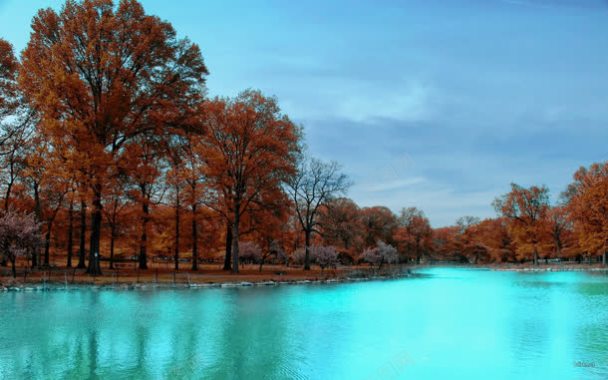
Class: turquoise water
1,267,607,379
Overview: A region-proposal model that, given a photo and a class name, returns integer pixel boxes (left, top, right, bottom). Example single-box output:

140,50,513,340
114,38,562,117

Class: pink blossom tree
362,241,398,270
313,246,338,271
239,241,262,265
0,209,42,278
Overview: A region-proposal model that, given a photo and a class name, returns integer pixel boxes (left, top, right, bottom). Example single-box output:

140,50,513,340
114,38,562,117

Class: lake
1,267,607,379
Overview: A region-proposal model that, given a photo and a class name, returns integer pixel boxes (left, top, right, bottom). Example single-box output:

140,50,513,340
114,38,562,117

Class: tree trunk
43,223,52,267
77,200,87,269
138,195,149,270
67,201,74,268
191,203,198,271
174,198,180,271
10,255,16,278
32,183,41,269
4,154,15,212
603,252,607,267
533,248,539,266
0,240,6,267
304,229,311,271
4,174,13,212
109,225,115,270
87,186,102,275
231,213,240,274
223,221,232,271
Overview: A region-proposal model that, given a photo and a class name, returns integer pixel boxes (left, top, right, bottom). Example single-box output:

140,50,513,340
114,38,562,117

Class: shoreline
486,264,608,273
0,269,415,292
2,263,607,292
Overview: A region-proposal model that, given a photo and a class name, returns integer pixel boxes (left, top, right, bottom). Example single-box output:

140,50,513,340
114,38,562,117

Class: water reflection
1,269,607,379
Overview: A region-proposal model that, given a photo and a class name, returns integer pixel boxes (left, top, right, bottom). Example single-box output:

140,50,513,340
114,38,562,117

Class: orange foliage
2,0,606,275
200,91,299,272
494,184,549,264
566,163,608,263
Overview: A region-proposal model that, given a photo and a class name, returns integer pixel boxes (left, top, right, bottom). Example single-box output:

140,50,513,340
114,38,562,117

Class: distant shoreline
489,264,608,273
422,263,608,273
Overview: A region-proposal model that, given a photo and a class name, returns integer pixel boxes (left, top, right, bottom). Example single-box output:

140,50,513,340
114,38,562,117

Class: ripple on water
1,268,608,379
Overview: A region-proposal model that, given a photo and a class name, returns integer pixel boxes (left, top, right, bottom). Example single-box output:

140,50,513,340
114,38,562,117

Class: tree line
1,0,606,279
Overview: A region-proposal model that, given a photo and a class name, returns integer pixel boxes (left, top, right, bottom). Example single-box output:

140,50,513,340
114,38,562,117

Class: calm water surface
1,267,608,379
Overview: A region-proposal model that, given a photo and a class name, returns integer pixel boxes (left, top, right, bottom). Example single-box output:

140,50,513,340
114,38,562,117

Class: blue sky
1,0,608,226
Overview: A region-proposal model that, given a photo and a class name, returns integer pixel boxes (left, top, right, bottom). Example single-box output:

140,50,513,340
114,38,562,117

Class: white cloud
275,75,438,126
361,177,427,193
335,82,435,124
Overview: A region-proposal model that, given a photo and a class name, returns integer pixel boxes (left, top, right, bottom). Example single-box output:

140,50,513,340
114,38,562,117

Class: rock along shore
0,270,415,292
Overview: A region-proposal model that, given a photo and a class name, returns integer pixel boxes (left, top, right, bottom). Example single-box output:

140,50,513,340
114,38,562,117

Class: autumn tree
360,206,398,248
456,216,480,234
21,136,46,268
123,133,166,269
541,206,572,262
476,218,516,263
76,195,88,269
0,123,31,213
455,216,486,264
241,187,292,271
395,207,432,264
24,138,72,268
0,38,34,214
102,177,128,269
165,134,187,270
20,0,208,275
319,198,363,257
289,157,349,270
179,130,205,271
432,226,461,262
64,186,77,268
202,91,299,273
0,38,19,124
493,184,549,265
565,163,608,266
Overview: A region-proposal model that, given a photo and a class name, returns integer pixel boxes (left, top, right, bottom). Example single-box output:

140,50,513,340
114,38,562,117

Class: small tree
239,241,262,265
289,157,350,270
290,248,306,266
258,240,287,272
361,241,398,270
0,209,42,278
312,246,338,271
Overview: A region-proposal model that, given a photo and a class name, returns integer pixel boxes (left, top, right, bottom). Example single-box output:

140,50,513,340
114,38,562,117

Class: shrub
239,241,262,264
361,241,398,270
0,209,42,278
290,248,306,266
313,246,338,270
